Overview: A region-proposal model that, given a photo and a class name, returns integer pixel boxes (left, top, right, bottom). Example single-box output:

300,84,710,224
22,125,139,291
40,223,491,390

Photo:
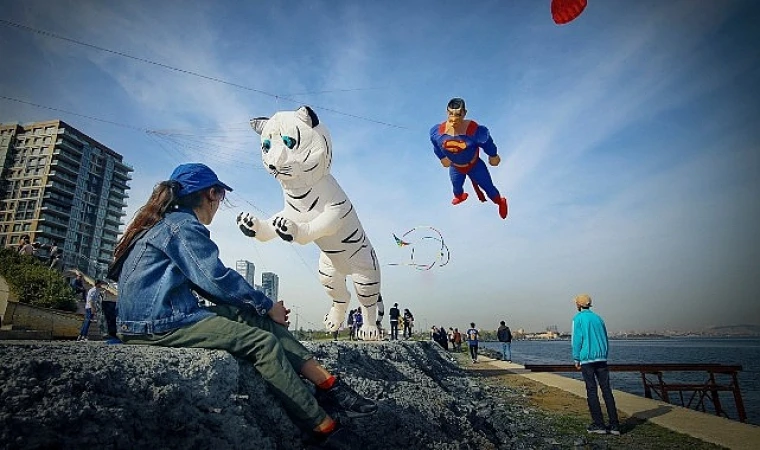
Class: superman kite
429,97,508,219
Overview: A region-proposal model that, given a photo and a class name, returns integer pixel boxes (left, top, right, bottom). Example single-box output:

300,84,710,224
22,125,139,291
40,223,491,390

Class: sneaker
315,377,377,418
305,423,360,450
609,425,621,435
586,424,608,434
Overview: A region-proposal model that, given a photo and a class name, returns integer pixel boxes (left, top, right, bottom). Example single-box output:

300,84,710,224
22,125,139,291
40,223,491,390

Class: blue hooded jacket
571,309,609,365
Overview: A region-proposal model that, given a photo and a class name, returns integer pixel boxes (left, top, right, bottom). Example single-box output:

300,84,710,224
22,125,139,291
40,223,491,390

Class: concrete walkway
481,356,760,450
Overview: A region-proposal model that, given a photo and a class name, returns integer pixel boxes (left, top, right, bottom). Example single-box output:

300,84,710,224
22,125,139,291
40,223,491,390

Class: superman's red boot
491,195,508,219
451,193,469,205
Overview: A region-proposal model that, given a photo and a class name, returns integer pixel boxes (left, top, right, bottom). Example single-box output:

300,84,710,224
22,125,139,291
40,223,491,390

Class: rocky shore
0,340,573,450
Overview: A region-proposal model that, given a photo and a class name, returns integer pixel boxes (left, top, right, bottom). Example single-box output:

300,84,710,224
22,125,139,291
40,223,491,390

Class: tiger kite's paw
324,306,348,332
357,324,380,341
272,216,298,242
237,212,260,238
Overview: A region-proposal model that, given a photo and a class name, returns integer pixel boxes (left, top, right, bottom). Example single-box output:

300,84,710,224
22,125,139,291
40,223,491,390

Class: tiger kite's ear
250,117,269,135
296,106,319,128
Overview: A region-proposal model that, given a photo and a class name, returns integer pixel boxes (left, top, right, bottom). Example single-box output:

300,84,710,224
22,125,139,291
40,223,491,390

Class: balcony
107,196,127,208
52,149,81,166
108,188,128,199
55,138,83,156
103,215,123,226
100,234,118,245
49,160,78,176
41,194,72,207
39,206,69,219
45,181,75,196
37,213,69,227
110,178,129,190
112,169,133,181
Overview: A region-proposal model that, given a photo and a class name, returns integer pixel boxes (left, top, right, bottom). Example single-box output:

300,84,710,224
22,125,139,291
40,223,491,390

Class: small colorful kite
389,226,450,271
551,0,588,25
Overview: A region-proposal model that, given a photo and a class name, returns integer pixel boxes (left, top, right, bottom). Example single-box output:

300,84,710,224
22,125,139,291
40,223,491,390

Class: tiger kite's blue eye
262,139,271,153
282,136,296,149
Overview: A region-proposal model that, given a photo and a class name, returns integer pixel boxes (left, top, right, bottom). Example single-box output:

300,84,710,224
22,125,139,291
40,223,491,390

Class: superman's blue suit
430,120,506,212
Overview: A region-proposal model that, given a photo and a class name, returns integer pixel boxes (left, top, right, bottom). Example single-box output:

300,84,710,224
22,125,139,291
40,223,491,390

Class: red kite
551,0,588,25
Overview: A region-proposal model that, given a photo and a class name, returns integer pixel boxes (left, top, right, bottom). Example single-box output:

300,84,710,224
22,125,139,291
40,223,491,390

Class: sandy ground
0,340,725,449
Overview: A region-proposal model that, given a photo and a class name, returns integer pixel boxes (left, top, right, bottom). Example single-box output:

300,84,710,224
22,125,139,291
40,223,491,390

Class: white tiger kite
237,106,384,340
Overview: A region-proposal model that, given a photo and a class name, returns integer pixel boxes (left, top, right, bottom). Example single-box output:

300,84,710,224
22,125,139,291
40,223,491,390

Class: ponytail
113,180,180,261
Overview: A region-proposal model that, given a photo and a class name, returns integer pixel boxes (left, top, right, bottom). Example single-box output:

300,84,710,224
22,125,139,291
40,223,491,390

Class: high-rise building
261,272,279,301
0,120,132,278
235,260,255,287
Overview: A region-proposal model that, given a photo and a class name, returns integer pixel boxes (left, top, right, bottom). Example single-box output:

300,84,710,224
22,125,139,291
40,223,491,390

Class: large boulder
0,341,553,449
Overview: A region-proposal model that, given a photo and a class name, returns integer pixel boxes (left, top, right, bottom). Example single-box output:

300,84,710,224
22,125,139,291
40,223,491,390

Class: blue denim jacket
116,207,273,335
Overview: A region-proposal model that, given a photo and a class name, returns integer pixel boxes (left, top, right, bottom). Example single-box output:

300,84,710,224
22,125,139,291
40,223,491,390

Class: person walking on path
347,308,356,341
352,309,363,341
453,328,462,351
70,273,86,303
388,303,400,340
101,288,119,343
77,279,104,341
497,320,513,362
113,163,375,448
49,248,64,272
466,323,479,363
402,308,414,339
47,241,59,266
572,293,621,436
436,326,449,350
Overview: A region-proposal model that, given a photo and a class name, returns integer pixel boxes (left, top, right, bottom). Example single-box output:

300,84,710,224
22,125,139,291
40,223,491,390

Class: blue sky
1,0,758,333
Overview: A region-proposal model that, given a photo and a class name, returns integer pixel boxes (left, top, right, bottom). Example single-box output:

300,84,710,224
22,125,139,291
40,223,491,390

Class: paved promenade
482,356,760,450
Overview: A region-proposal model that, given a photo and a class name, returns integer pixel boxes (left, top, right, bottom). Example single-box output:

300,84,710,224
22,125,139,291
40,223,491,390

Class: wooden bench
523,363,747,423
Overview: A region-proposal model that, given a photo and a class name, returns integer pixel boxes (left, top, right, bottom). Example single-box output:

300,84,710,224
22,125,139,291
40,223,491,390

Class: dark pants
102,301,118,337
581,361,620,427
390,320,399,340
469,343,478,360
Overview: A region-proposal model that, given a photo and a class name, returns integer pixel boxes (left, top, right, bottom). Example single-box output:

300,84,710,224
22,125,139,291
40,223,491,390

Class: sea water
480,338,760,425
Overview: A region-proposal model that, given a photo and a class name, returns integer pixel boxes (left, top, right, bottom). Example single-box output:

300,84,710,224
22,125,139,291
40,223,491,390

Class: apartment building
261,272,279,301
235,259,256,287
0,120,132,278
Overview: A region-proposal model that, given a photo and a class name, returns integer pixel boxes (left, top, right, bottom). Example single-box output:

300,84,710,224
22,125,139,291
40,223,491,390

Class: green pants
119,305,327,429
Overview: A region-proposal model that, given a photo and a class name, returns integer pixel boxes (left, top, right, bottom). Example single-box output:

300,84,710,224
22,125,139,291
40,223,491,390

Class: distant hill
704,324,760,336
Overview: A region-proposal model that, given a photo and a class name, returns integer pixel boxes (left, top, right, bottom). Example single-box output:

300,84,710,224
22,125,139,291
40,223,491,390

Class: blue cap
169,163,233,197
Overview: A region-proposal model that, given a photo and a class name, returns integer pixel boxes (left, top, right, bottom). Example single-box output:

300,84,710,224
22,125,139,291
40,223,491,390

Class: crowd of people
14,235,62,272
429,321,515,365
332,303,416,341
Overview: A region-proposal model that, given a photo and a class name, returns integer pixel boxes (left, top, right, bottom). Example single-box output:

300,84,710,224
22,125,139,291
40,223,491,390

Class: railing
523,363,747,423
